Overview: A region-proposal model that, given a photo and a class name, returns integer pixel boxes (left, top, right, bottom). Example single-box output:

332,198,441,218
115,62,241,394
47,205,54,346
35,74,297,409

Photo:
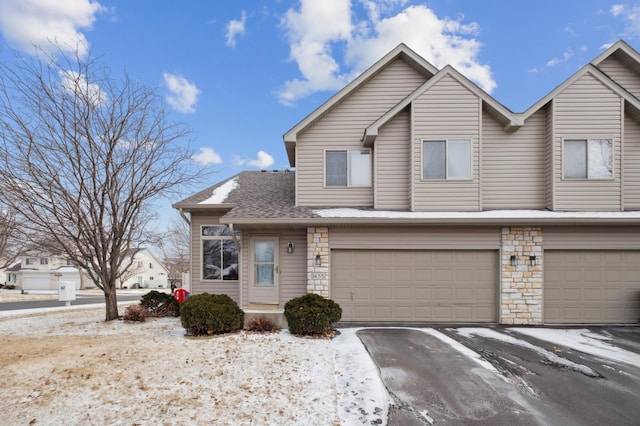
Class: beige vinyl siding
375,110,410,210
596,55,640,100
190,212,240,303
241,230,307,307
330,227,500,249
543,226,640,249
624,112,640,209
481,109,545,209
554,72,622,210
412,74,480,211
296,59,427,207
544,104,554,209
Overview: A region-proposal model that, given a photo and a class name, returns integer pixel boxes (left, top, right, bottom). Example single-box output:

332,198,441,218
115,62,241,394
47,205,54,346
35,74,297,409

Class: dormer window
325,149,371,187
563,139,613,179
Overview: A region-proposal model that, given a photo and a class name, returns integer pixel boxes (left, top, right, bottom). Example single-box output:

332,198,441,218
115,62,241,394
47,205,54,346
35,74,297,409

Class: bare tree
0,45,203,320
0,207,23,271
158,213,190,289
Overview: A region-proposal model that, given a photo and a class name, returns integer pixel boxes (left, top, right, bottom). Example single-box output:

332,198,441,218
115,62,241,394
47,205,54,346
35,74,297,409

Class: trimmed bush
245,317,280,333
284,293,342,336
123,304,147,322
180,293,244,336
140,290,180,317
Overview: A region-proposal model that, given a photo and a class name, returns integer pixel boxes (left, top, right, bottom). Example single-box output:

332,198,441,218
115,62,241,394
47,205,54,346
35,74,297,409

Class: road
0,293,143,311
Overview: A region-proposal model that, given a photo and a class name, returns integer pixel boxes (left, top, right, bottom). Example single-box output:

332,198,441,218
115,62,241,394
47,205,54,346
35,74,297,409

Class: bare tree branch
0,44,206,320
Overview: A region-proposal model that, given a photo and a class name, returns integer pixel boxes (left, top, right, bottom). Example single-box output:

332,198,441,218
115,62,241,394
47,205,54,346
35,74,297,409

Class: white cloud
192,147,222,166
611,4,625,16
248,150,275,169
278,0,355,106
278,0,495,105
611,3,640,39
163,73,200,114
59,69,106,105
226,10,247,47
546,49,573,67
0,0,104,57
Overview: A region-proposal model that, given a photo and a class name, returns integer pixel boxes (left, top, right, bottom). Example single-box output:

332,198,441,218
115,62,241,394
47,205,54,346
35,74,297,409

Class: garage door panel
394,306,411,319
545,250,640,324
394,287,411,300
394,270,412,281
415,288,431,300
333,249,497,322
375,287,391,300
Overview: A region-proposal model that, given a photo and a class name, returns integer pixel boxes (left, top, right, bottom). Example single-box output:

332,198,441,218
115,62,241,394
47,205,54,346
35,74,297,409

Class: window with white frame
40,258,48,265
422,139,471,179
325,149,372,186
25,258,34,265
202,226,239,281
563,139,613,179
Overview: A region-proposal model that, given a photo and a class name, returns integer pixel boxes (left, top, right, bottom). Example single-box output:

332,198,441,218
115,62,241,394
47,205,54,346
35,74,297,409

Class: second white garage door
332,250,497,322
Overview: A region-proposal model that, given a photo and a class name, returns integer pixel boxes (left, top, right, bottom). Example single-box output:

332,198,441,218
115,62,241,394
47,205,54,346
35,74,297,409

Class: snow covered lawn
0,308,387,425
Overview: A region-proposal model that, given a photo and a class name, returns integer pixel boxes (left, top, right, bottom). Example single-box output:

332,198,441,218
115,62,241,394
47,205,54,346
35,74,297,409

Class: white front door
249,237,279,304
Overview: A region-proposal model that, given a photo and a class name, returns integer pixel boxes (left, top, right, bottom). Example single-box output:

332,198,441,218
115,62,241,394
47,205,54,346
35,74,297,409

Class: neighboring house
173,40,640,325
5,253,88,291
119,248,169,290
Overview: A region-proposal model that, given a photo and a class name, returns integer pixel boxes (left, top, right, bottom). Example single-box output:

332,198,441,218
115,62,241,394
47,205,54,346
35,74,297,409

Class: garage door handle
350,290,354,301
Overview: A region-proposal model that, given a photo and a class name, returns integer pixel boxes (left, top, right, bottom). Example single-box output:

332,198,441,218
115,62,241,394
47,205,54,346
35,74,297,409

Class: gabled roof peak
282,43,438,166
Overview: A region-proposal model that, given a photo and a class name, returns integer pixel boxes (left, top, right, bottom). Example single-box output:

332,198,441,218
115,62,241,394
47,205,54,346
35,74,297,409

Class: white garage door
22,275,52,291
544,250,640,324
332,250,497,322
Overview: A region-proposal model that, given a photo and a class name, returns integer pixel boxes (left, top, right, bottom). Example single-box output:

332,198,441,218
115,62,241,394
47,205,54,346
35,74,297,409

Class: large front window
202,226,239,281
325,149,371,186
563,139,613,179
422,140,471,179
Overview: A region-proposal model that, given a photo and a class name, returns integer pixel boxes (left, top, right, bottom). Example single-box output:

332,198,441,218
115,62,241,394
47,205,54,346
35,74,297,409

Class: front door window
255,241,275,286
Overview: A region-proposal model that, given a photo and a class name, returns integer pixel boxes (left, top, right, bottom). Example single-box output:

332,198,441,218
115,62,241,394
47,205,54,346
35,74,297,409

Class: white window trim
324,148,372,188
561,137,614,180
421,139,472,181
200,225,239,282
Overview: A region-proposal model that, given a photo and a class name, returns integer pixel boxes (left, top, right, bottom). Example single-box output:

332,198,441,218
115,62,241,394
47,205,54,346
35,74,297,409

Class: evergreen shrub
180,293,244,336
284,293,342,336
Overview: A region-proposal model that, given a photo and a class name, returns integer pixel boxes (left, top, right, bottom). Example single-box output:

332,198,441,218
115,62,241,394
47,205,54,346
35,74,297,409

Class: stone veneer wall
306,227,329,297
500,227,543,325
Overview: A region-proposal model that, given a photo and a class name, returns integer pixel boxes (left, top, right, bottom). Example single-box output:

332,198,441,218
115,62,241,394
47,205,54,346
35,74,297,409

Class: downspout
178,208,190,225
228,223,241,250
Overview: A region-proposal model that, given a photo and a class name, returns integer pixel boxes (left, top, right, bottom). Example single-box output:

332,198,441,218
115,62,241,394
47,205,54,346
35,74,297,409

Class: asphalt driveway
357,326,640,425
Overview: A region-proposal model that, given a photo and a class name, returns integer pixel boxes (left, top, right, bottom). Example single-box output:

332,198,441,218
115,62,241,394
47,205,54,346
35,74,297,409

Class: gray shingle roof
173,171,319,220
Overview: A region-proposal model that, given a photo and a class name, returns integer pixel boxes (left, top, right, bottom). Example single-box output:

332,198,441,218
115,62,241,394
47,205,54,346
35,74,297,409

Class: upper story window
202,225,239,281
325,149,371,187
563,139,613,179
25,258,34,265
149,263,153,269
40,258,48,265
422,139,471,180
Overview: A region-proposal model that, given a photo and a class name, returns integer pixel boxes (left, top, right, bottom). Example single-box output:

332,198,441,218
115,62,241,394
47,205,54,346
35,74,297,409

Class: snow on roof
313,208,640,220
198,177,238,205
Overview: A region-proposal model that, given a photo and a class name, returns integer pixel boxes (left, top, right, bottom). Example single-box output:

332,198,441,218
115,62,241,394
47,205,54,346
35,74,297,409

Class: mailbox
58,280,76,304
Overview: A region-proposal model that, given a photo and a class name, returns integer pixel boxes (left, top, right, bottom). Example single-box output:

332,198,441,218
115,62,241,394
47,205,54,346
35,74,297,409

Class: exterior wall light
530,255,537,266
315,254,322,266
510,255,517,266
287,242,294,253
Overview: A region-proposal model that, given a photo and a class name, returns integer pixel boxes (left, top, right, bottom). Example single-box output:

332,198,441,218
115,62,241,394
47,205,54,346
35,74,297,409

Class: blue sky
1,0,639,230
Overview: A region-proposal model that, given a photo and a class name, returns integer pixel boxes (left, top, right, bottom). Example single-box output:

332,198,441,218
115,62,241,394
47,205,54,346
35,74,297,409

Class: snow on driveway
510,328,640,367
455,328,602,377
